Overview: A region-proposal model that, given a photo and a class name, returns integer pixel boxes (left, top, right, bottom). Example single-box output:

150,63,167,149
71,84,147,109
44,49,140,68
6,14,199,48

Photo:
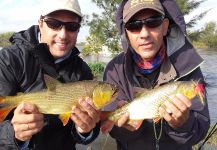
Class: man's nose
58,26,67,39
139,25,150,38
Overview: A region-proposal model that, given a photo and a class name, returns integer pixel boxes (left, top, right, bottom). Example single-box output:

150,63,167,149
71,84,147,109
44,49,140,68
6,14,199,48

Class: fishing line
153,118,163,150
101,133,109,150
198,122,217,150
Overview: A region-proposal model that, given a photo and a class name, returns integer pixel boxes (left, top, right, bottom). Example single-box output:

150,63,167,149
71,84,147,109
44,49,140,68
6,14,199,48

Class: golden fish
0,75,118,126
101,81,205,131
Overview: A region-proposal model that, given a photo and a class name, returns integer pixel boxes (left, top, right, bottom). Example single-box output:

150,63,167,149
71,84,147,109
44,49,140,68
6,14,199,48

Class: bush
88,63,104,79
0,32,14,48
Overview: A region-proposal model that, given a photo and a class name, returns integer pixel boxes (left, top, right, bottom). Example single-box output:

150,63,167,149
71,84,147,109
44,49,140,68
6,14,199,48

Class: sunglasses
125,15,165,32
42,18,81,32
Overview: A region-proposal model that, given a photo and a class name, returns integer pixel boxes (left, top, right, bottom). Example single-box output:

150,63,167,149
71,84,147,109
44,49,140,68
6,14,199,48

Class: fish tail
195,82,205,105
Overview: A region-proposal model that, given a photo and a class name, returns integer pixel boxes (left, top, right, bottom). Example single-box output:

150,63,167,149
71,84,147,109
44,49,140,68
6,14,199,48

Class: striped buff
133,43,166,74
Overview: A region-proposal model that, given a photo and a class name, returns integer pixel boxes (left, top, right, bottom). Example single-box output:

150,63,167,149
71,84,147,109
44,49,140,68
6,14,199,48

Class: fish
0,75,118,126
100,81,205,132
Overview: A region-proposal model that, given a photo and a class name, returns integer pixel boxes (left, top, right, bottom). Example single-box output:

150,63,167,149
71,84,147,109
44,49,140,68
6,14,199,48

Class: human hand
71,97,100,134
101,100,137,133
159,93,192,129
11,103,44,141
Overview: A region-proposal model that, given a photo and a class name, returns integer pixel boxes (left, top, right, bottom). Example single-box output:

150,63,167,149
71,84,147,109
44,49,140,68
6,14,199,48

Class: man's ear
38,19,43,31
162,18,169,36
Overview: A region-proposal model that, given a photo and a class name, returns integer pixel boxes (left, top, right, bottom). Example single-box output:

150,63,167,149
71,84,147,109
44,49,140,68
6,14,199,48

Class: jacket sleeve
0,48,21,149
71,122,100,145
164,67,210,145
0,121,19,150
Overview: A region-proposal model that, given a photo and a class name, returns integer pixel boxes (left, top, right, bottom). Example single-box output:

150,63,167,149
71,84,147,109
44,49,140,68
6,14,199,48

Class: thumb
15,102,39,114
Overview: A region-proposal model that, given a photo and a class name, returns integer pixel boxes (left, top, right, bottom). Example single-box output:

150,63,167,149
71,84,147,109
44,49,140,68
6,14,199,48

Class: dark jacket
0,25,100,150
103,0,210,150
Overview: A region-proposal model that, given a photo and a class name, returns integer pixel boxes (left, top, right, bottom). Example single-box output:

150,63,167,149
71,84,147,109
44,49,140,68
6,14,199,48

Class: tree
200,22,217,48
176,0,208,29
0,32,14,48
83,0,122,55
84,0,207,55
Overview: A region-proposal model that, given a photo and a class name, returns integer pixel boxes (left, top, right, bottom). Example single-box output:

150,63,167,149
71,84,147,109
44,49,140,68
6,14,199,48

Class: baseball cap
123,0,165,23
41,0,82,18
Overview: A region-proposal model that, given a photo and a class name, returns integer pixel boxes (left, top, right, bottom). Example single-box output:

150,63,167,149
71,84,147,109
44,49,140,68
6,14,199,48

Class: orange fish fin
100,111,112,121
153,117,161,123
59,112,71,126
0,96,11,122
0,107,13,122
44,74,62,91
127,119,143,130
195,82,205,105
100,120,115,134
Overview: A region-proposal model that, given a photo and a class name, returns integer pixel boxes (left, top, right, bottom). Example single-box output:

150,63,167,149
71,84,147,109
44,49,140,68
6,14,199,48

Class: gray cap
41,0,82,18
123,0,165,23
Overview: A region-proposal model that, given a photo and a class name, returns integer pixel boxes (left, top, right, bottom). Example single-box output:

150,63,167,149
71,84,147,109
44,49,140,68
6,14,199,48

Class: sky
0,0,217,43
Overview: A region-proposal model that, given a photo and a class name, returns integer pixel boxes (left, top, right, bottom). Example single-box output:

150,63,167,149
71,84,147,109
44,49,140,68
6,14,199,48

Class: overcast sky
0,0,217,42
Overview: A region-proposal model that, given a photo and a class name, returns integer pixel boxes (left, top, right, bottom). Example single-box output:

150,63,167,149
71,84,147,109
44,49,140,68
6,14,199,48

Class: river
197,49,217,125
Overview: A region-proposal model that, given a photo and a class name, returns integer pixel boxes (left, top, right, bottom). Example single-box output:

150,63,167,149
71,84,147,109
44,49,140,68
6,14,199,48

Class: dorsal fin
44,74,62,91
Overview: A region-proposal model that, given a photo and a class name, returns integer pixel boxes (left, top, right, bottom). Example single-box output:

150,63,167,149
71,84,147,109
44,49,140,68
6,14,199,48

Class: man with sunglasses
102,0,210,149
0,0,100,149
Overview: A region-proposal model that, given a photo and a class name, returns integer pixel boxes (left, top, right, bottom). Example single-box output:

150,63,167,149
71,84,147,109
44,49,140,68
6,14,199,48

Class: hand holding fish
11,102,44,141
159,93,192,129
101,100,137,133
71,97,100,133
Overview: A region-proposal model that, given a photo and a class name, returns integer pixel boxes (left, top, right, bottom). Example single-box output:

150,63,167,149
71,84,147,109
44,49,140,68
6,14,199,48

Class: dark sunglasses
42,18,81,32
125,15,165,32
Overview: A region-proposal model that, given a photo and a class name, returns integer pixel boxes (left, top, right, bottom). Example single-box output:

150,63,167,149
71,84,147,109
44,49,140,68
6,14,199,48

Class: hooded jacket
0,25,100,150
103,0,210,150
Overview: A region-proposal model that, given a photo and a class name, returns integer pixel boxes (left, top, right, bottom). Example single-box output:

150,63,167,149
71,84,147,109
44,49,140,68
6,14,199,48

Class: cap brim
124,6,164,23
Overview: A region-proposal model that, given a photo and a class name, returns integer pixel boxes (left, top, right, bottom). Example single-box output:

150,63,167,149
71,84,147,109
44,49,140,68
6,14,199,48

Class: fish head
92,82,119,109
178,81,205,105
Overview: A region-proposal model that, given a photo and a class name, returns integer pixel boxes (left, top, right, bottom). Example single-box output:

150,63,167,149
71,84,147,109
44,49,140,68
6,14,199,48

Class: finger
176,94,192,108
85,97,96,109
123,124,136,131
11,113,44,124
13,120,44,133
22,103,40,113
15,126,42,141
79,99,99,122
116,113,129,127
172,95,189,113
26,120,45,131
164,100,182,119
71,113,89,131
159,107,173,122
14,103,39,115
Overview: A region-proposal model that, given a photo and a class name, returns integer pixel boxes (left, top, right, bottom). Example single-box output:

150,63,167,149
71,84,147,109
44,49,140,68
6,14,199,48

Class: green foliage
88,62,104,78
0,32,14,48
176,0,208,29
84,0,122,55
191,22,217,49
